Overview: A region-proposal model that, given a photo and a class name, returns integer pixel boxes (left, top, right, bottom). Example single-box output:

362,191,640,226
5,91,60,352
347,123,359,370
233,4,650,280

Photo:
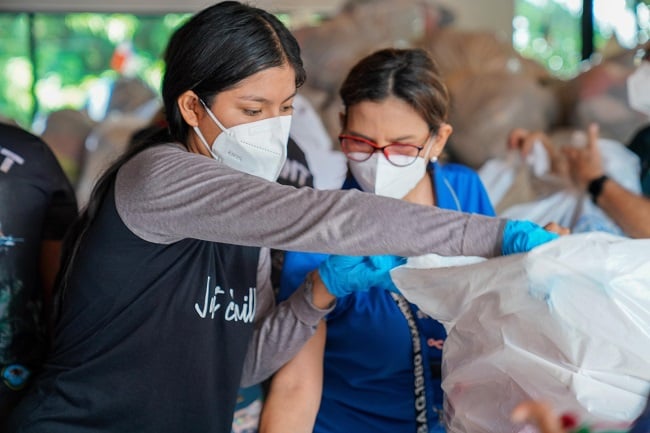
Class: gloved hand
501,220,560,255
318,255,405,297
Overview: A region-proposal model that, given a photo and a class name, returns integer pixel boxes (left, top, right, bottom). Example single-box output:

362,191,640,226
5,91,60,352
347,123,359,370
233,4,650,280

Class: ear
177,90,203,127
428,123,453,160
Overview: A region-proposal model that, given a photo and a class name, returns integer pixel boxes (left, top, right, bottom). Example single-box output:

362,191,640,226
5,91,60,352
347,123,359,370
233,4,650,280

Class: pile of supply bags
391,233,650,433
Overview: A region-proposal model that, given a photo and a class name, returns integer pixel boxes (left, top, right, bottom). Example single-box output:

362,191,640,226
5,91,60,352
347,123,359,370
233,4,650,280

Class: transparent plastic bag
391,233,650,433
478,138,641,236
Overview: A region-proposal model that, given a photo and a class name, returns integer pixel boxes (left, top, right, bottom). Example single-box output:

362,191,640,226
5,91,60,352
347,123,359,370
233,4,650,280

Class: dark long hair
339,48,449,134
55,1,306,309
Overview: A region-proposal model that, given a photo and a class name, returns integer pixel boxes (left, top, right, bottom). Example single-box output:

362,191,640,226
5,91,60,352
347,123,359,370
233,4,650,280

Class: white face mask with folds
628,61,650,117
193,100,292,182
348,152,429,199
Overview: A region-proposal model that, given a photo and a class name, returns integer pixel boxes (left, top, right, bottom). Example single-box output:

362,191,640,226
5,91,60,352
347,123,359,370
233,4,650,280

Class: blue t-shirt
279,162,495,433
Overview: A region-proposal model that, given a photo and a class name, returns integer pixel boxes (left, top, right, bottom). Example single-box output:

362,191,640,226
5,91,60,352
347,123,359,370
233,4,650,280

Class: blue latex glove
501,220,559,255
318,254,405,297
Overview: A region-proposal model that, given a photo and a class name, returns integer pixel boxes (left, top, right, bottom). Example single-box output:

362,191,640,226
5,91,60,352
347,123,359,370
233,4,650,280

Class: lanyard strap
391,293,428,433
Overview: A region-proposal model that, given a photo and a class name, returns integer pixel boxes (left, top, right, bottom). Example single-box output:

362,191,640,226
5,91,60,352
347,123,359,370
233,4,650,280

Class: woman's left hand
543,222,571,236
511,400,568,433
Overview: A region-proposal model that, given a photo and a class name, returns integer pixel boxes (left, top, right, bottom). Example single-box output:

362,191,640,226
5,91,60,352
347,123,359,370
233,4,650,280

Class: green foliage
514,1,583,78
0,12,189,129
514,0,648,79
0,14,30,126
0,4,646,128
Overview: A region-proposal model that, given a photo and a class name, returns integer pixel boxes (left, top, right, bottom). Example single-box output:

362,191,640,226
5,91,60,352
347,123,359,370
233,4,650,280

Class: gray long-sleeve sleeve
239,248,332,387
114,143,506,257
113,143,507,385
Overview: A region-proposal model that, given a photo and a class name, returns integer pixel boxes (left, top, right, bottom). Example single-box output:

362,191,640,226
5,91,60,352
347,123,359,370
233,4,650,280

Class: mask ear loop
193,99,231,161
192,124,220,161
198,99,231,133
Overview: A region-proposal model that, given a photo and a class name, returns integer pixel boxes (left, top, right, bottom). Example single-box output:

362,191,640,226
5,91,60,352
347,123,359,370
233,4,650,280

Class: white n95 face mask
628,61,650,117
193,102,291,182
348,153,428,199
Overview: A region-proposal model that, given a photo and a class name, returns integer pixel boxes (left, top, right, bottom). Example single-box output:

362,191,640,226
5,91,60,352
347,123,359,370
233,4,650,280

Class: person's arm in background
589,175,650,238
258,318,326,433
564,123,650,239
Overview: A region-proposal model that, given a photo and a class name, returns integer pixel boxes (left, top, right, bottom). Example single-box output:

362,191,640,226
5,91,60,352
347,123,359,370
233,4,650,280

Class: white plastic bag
391,233,650,433
478,138,641,236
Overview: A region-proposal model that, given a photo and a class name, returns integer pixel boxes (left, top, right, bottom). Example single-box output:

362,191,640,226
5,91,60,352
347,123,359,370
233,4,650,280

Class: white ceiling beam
0,0,345,14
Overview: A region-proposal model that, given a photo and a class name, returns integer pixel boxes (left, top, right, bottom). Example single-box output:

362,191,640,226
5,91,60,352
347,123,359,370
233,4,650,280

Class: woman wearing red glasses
277,48,502,433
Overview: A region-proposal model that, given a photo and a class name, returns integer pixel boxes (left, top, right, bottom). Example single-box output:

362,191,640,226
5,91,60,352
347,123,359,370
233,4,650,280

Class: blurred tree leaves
1,3,647,129
0,12,188,128
514,0,649,79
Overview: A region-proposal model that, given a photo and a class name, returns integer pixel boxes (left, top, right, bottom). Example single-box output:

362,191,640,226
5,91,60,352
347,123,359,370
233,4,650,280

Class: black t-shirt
0,124,77,368
276,137,314,189
8,182,260,433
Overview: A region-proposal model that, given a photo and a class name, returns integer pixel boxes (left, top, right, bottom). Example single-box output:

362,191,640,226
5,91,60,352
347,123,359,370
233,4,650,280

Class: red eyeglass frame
338,134,430,167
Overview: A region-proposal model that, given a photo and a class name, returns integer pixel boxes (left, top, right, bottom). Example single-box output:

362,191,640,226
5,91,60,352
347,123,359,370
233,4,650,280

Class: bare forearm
259,321,326,433
596,180,650,238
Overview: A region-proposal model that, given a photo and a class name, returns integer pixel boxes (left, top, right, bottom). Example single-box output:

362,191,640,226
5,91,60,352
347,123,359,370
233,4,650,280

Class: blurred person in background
39,109,96,185
0,123,77,428
508,122,649,238
506,45,650,239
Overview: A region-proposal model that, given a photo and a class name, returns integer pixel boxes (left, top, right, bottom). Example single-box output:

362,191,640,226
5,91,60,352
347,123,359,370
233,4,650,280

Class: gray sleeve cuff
286,274,335,327
461,214,507,258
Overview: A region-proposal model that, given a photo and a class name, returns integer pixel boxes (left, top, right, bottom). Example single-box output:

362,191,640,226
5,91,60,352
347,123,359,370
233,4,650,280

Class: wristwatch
587,174,609,204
